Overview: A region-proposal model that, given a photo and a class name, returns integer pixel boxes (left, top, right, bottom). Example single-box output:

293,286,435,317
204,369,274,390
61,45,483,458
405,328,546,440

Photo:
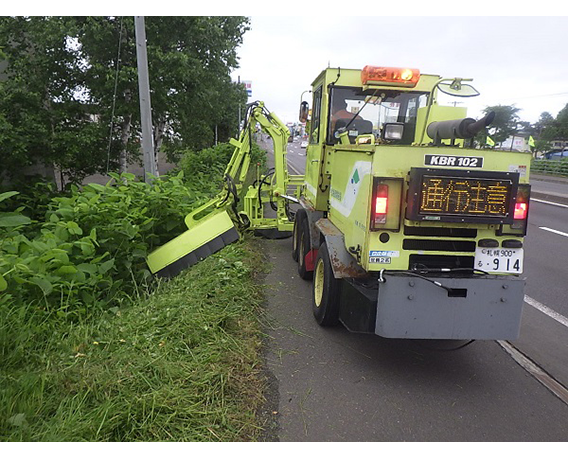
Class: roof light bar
361,66,420,87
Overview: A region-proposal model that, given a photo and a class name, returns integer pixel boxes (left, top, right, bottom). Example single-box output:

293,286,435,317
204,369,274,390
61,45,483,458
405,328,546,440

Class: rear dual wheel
294,212,313,280
312,243,341,326
292,213,300,262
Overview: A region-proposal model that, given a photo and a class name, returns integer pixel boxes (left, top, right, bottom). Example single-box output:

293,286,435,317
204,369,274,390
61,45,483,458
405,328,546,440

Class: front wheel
312,243,341,326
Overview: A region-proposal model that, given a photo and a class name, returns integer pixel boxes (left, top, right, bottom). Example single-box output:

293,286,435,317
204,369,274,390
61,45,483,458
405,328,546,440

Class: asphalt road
516,180,568,392
260,137,568,441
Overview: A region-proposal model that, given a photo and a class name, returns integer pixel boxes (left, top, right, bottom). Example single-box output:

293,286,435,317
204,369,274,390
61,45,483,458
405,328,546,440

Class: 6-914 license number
474,248,523,274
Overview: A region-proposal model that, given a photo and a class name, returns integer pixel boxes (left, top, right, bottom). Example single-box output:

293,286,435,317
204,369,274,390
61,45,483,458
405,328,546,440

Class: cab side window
310,86,322,144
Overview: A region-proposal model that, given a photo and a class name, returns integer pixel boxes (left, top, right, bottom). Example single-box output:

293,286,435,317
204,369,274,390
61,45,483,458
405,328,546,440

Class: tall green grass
0,238,268,441
0,141,272,441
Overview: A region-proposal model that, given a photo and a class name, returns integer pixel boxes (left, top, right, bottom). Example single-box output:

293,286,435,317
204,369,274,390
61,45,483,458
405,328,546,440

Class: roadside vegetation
0,142,271,441
0,16,249,185
531,157,568,178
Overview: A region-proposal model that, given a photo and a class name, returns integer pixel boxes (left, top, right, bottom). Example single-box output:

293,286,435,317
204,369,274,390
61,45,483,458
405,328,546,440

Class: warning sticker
369,250,400,257
369,250,399,264
509,164,527,178
369,256,391,264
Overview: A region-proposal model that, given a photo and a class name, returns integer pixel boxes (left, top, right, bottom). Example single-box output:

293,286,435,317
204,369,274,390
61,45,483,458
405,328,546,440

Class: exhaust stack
427,111,495,144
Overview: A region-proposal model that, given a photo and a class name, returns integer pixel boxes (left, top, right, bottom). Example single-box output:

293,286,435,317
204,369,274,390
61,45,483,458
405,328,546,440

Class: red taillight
373,184,389,225
375,196,388,214
514,202,528,220
370,177,403,231
498,183,530,236
514,185,530,220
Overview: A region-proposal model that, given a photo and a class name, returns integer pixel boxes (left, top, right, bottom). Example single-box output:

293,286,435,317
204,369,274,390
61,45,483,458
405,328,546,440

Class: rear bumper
340,273,525,340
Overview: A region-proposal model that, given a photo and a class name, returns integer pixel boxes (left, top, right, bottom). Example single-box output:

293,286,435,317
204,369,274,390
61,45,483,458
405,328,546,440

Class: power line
513,92,568,100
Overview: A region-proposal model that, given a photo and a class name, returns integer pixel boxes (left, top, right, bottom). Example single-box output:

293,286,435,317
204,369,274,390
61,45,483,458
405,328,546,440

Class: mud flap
375,274,525,340
147,210,239,278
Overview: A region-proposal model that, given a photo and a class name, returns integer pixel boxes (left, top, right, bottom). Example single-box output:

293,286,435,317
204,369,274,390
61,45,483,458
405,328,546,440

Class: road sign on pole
243,80,252,98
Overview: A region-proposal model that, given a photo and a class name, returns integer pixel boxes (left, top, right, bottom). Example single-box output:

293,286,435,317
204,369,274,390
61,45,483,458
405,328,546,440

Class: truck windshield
327,87,428,145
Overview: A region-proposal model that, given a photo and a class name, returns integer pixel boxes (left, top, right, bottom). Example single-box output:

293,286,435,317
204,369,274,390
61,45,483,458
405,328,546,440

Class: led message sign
407,168,518,224
420,176,511,217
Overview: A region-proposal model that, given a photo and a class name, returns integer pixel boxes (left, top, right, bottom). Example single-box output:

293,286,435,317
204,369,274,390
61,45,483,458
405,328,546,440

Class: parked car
301,141,308,148
547,150,568,160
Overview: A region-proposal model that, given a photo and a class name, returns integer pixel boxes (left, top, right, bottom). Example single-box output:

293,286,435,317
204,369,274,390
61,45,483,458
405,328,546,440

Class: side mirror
437,78,480,97
299,101,309,123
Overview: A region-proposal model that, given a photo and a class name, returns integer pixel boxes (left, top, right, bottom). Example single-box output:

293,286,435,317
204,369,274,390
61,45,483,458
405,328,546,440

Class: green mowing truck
148,65,532,341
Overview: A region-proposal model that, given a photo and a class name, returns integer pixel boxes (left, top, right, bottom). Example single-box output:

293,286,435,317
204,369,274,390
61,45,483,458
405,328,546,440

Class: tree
0,17,107,183
554,103,568,140
481,104,522,147
534,111,556,151
535,111,555,133
72,16,250,167
0,16,250,184
532,105,568,152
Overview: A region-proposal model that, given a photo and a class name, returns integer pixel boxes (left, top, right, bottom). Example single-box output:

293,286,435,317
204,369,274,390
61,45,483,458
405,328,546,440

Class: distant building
550,139,568,150
0,163,57,188
500,135,530,152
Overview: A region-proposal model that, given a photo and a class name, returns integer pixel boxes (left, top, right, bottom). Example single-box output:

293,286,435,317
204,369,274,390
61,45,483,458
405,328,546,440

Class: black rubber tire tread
292,210,305,262
312,243,341,326
297,214,313,280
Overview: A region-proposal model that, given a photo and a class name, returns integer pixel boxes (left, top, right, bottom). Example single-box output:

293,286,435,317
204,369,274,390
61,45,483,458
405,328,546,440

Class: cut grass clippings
0,236,269,441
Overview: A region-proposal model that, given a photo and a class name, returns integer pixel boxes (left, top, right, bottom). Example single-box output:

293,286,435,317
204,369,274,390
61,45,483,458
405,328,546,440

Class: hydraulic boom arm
146,101,303,277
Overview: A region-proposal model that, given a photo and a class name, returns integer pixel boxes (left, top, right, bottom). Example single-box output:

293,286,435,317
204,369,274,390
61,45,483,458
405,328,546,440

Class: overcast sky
11,5,568,127
230,14,568,125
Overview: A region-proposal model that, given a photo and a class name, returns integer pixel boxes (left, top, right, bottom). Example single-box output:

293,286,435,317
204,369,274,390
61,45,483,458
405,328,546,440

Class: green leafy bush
0,191,32,229
0,171,221,317
0,177,57,224
178,142,235,177
176,140,267,182
0,141,271,441
531,157,568,177
0,141,261,317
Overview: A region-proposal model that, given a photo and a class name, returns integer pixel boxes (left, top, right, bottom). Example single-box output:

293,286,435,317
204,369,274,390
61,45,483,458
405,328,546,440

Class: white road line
288,162,303,176
524,295,568,329
531,198,568,209
497,340,568,406
539,226,568,238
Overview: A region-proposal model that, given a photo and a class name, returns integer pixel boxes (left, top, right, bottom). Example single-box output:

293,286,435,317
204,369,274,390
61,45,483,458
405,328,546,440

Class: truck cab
294,66,531,340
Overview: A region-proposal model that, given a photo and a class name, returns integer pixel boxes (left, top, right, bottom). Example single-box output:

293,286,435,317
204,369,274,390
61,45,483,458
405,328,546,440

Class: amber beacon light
361,66,420,87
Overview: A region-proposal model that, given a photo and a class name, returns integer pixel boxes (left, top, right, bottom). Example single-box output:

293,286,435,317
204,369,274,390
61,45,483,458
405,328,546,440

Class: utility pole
237,75,241,133
134,16,157,182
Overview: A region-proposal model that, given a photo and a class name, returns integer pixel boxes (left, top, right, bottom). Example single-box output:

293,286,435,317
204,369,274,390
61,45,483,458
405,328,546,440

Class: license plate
474,247,523,274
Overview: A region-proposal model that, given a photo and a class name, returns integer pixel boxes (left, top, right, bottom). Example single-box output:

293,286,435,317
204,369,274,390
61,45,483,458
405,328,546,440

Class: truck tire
297,216,313,280
312,242,341,326
292,210,304,262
